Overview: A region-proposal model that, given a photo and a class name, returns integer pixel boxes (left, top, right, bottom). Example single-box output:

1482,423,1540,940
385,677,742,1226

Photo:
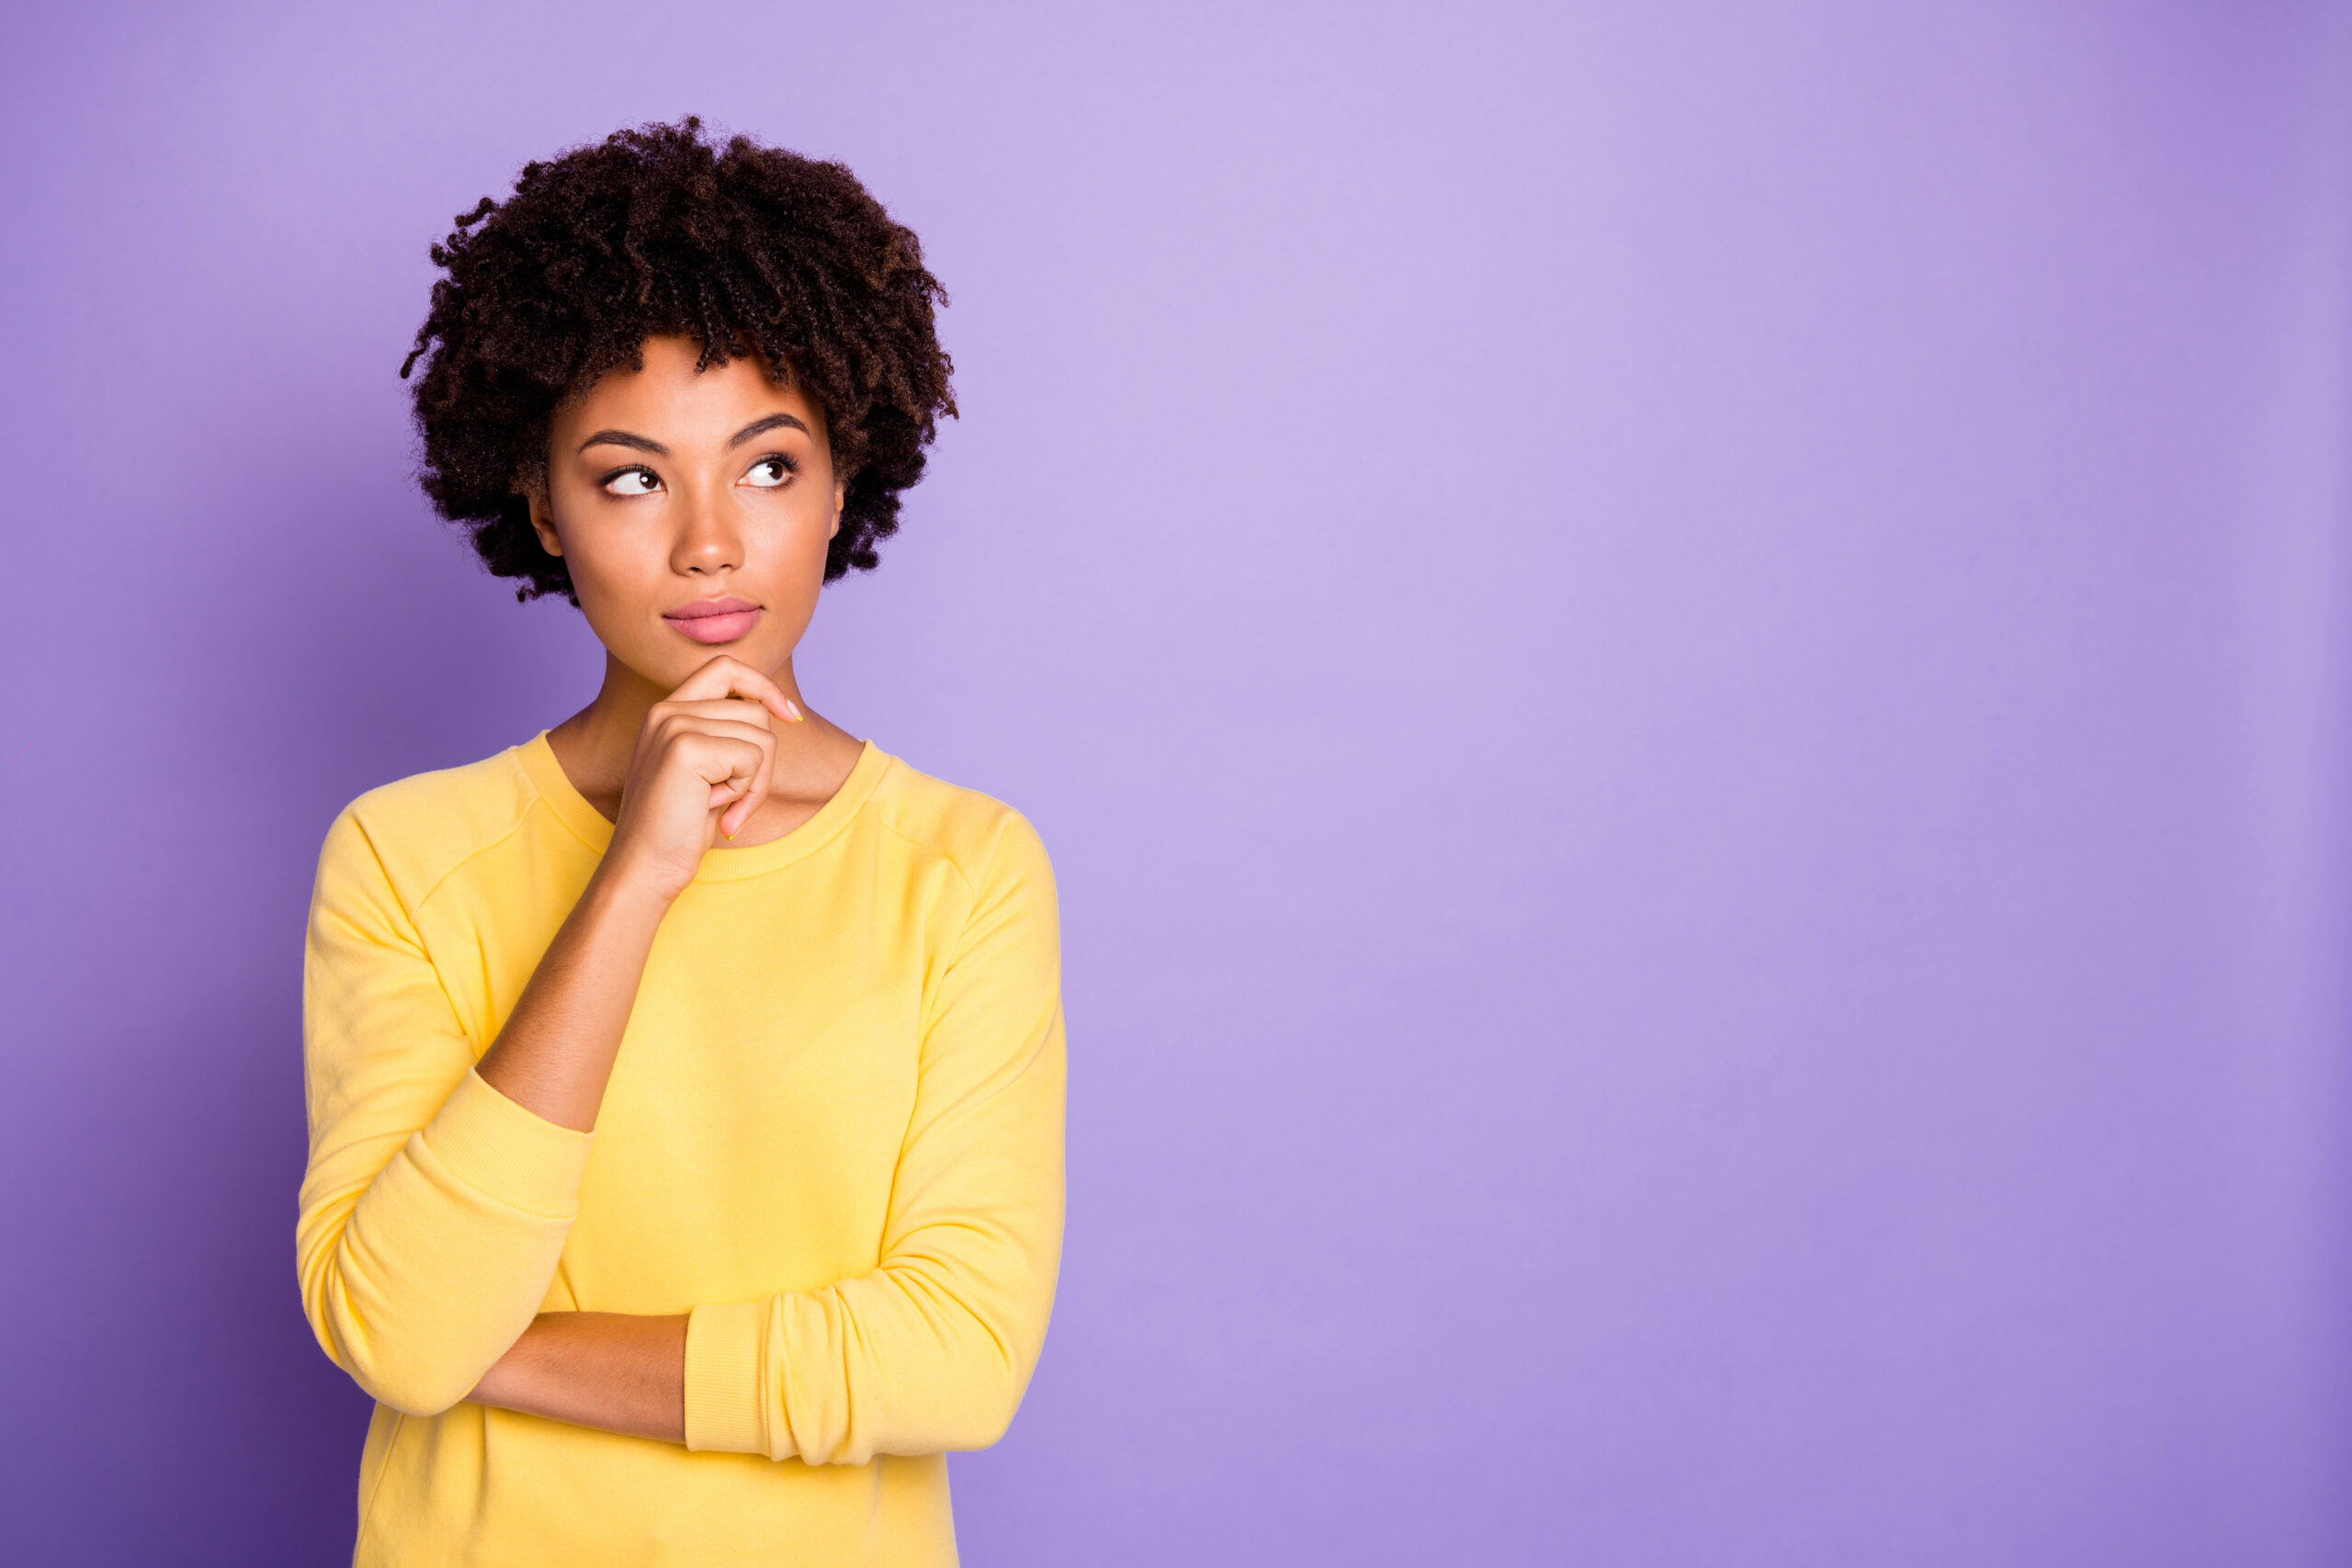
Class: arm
295,817,668,1415
469,1311,690,1441
462,811,1067,1454
298,658,797,1416
681,810,1068,1464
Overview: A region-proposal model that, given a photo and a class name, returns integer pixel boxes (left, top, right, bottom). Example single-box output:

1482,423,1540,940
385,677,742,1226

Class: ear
524,485,563,557
829,474,846,540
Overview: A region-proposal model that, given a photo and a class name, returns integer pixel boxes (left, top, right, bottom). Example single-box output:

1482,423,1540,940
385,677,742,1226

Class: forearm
469,1312,690,1443
475,863,671,1132
299,1069,595,1414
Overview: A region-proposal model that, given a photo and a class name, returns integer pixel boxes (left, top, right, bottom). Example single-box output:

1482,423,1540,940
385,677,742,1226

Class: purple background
4,4,2348,1562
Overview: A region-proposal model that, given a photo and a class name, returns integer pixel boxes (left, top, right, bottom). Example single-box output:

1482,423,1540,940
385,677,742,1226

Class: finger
668,728,774,789
650,713,778,762
662,695,793,731
657,687,798,731
668,655,803,726
717,740,775,840
710,761,758,841
664,728,774,840
717,775,754,840
720,788,761,839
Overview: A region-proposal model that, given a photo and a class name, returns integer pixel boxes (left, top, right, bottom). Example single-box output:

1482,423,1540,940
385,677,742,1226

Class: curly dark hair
399,115,955,604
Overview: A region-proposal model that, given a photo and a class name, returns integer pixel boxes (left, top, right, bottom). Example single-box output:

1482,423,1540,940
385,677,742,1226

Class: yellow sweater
296,729,1066,1566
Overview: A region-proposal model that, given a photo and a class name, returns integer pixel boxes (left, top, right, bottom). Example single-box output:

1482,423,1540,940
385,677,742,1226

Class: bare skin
462,333,867,1443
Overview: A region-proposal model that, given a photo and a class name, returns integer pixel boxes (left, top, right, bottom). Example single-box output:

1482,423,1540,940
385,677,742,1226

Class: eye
603,467,661,497
742,456,795,490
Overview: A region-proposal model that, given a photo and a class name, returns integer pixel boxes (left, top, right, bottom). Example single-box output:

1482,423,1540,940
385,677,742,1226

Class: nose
670,478,743,576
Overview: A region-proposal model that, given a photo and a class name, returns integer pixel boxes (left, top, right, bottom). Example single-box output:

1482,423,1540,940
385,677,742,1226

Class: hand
603,654,802,902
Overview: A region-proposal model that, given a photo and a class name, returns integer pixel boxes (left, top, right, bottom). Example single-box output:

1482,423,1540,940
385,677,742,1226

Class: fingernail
785,701,803,722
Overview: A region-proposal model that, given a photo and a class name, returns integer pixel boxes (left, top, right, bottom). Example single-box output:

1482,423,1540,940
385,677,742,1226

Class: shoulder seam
408,798,543,918
350,759,543,919
871,812,983,898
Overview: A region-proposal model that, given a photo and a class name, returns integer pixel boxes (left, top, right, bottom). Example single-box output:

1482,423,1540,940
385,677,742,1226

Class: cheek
549,521,673,626
777,493,840,560
563,530,664,596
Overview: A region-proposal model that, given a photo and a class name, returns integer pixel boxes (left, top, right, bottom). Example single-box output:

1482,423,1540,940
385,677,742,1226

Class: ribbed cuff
418,1067,595,1219
684,1299,771,1455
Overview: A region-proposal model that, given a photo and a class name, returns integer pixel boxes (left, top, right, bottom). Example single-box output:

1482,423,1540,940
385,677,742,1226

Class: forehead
558,333,824,437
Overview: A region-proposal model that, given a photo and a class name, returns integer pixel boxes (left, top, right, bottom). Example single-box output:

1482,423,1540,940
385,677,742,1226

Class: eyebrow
578,429,667,457
725,412,810,447
577,412,810,458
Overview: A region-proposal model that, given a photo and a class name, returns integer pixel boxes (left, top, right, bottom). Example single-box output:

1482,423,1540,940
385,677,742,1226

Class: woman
296,117,1065,1567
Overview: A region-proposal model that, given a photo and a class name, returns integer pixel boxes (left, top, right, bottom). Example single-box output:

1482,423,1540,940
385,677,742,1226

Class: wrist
584,852,684,918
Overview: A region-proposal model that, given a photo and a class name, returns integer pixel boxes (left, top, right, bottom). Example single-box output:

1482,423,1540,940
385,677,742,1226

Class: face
526,333,845,689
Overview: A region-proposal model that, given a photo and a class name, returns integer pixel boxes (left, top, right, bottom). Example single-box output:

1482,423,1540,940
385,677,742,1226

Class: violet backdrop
3,3,2348,1563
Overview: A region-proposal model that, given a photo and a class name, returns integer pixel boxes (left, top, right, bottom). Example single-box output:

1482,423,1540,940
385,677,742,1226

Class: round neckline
514,728,892,882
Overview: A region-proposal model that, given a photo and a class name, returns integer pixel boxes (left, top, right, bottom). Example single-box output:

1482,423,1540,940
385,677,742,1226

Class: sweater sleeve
680,810,1069,1464
295,807,595,1416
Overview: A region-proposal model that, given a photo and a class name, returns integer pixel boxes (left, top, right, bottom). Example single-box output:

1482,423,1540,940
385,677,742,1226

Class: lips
662,596,763,644
666,596,760,619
